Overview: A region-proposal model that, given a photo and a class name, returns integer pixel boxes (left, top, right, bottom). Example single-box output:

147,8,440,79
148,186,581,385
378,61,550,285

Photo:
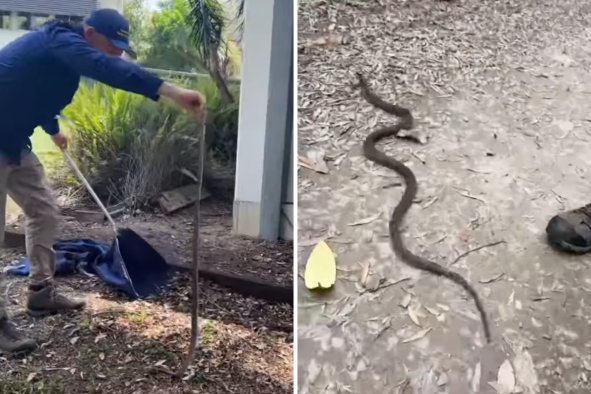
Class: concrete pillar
280,54,294,240
233,0,293,240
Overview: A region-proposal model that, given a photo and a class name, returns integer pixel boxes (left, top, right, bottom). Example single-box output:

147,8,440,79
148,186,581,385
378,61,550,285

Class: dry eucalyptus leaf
26,372,36,382
336,266,361,273
94,333,107,343
472,362,482,392
513,349,540,392
298,155,317,172
495,359,516,394
423,305,440,316
402,328,431,343
347,212,382,226
305,149,330,174
507,290,515,305
400,293,412,308
359,261,370,287
408,308,421,327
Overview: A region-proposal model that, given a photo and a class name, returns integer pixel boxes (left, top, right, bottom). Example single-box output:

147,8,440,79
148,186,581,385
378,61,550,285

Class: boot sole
552,240,591,254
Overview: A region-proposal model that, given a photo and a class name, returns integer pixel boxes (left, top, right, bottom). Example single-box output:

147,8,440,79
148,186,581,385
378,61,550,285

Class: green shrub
59,75,239,209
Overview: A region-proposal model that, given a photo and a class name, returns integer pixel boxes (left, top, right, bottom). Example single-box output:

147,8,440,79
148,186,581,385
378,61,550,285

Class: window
55,15,84,25
15,12,52,31
15,12,29,30
31,13,51,30
0,11,84,31
0,11,10,29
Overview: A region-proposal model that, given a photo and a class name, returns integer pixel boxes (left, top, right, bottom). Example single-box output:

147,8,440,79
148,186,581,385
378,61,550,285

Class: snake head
354,72,367,87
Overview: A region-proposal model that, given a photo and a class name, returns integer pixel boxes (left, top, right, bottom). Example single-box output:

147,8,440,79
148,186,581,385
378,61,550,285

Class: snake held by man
356,73,491,343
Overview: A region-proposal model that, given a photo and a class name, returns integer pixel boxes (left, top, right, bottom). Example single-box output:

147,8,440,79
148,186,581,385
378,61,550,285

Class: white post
232,0,293,240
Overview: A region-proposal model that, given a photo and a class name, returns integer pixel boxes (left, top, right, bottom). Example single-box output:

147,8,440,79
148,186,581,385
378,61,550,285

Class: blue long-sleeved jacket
0,20,164,163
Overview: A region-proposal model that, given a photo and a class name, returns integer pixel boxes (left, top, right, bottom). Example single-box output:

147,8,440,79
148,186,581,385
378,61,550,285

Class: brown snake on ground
356,73,492,343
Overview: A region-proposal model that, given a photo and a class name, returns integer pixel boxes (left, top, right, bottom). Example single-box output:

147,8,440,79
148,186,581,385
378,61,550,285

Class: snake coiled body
356,73,491,343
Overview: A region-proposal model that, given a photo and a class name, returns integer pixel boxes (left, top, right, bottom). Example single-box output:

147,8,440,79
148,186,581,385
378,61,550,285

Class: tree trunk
208,50,234,105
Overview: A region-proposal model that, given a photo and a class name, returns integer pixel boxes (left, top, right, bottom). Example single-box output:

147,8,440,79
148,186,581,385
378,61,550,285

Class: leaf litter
0,201,293,394
298,0,591,392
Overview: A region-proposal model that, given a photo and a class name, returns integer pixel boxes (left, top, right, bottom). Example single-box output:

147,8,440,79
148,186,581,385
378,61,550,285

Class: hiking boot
546,203,591,253
0,317,37,354
26,284,86,317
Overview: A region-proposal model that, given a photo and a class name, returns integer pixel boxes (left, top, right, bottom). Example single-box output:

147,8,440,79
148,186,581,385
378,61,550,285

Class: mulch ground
0,199,293,394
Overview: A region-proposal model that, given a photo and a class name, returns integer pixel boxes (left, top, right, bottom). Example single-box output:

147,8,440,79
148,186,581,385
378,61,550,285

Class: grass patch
124,310,149,325
0,376,67,394
30,128,61,170
142,339,178,363
200,320,219,347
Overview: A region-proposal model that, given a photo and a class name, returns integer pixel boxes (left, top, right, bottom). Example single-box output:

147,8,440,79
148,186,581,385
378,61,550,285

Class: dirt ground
298,1,591,393
0,199,293,393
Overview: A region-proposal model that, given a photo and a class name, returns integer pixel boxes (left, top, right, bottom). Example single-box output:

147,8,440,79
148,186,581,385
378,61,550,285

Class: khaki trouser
0,152,58,318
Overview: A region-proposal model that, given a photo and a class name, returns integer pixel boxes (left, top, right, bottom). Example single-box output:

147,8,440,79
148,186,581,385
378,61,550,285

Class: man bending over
0,9,205,353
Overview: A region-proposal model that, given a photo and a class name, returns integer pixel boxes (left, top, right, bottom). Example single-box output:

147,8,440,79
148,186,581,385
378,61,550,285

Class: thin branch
450,240,506,266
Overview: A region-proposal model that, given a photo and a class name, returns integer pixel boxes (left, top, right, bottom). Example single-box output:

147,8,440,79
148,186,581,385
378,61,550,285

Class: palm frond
188,0,226,61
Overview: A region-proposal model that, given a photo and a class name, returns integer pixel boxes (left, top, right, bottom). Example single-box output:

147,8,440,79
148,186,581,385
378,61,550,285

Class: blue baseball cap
85,8,136,58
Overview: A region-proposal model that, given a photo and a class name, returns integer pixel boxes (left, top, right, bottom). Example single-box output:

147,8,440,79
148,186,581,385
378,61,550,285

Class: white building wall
0,0,122,48
98,0,125,12
233,0,294,241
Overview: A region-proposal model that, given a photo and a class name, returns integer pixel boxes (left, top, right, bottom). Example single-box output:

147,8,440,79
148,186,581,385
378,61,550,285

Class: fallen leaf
304,240,337,290
507,290,515,305
359,261,370,287
298,155,315,171
400,293,412,308
423,305,440,316
496,359,516,394
336,266,361,273
70,336,79,345
347,212,381,226
99,353,105,361
402,328,431,343
513,349,540,392
97,373,106,379
480,273,504,284
408,307,421,327
300,149,330,174
437,372,448,386
309,32,346,47
94,333,107,343
155,359,167,367
472,362,481,392
26,372,36,382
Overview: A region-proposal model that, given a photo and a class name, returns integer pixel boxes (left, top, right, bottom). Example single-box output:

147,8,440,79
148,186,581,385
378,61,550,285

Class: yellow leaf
304,240,336,290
